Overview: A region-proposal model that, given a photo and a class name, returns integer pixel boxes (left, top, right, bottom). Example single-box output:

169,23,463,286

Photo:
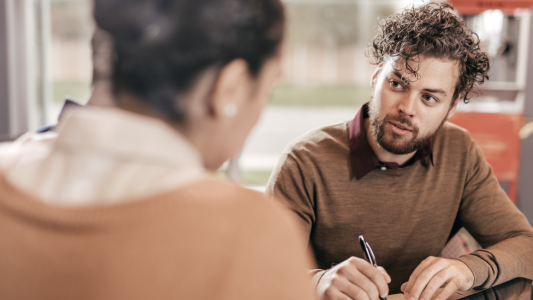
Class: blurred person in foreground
267,3,533,300
0,0,317,299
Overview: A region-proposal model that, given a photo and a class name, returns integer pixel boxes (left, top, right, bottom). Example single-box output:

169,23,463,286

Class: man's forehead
383,56,460,90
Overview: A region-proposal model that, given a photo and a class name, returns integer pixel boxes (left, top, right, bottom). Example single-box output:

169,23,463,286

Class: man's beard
369,106,447,155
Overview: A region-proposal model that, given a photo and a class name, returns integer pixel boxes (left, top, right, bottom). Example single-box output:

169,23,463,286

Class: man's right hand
317,256,391,300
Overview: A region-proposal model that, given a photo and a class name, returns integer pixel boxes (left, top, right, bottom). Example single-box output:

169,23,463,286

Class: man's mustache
383,114,419,134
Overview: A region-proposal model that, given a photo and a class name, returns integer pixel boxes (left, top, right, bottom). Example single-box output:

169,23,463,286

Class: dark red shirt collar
349,103,433,180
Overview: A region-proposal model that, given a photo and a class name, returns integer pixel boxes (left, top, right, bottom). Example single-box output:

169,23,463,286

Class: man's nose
398,93,416,117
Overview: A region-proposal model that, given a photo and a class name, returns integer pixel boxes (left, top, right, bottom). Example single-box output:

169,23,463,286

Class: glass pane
239,1,417,186
49,0,94,122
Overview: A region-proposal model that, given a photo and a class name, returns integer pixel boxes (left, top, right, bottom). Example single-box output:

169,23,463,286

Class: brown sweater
267,120,533,294
0,175,317,300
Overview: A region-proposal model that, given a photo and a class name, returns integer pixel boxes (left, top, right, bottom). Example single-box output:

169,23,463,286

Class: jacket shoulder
0,132,57,172
174,178,291,222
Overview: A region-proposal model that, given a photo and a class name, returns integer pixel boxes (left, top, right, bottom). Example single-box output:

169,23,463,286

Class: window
49,0,94,122
238,0,421,186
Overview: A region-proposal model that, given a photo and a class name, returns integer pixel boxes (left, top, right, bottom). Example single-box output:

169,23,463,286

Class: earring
225,103,238,117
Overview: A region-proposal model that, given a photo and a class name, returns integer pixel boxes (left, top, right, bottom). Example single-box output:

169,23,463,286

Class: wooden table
387,278,531,300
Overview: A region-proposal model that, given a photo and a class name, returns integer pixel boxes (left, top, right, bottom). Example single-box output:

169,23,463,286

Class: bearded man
267,3,533,300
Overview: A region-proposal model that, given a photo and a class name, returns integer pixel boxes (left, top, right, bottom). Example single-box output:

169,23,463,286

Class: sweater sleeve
266,152,316,243
456,136,533,289
267,152,329,290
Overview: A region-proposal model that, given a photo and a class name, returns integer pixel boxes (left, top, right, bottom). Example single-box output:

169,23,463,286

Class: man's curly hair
367,3,490,103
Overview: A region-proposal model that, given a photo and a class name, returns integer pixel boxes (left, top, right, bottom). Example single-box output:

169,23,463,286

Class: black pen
359,235,387,300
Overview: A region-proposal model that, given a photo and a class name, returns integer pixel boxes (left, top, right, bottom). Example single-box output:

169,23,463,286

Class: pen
359,235,387,300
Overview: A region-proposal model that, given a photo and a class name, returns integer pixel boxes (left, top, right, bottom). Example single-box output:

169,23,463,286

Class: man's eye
423,94,438,103
390,80,402,89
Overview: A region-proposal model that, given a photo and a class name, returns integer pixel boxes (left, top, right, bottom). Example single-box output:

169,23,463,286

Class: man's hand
401,257,474,300
317,256,391,300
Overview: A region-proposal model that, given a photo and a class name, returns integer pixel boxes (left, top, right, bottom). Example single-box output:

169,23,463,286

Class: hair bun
92,0,121,34
93,0,285,124
93,0,149,40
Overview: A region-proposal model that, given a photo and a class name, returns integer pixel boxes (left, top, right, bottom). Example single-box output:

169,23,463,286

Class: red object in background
449,112,523,203
450,0,533,14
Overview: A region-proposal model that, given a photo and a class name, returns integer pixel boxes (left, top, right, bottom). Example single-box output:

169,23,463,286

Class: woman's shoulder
172,178,280,214
163,178,301,234
0,132,56,172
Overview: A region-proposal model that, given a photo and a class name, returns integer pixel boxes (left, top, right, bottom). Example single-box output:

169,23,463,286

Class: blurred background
42,0,416,187
1,0,533,225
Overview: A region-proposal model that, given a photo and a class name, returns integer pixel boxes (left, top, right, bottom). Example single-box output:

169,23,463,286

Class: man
267,3,533,300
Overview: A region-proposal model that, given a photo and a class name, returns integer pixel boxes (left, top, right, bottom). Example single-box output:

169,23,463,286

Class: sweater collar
53,106,203,170
1,106,204,206
349,103,433,180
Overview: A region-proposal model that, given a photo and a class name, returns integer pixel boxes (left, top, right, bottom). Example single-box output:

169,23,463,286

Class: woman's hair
366,3,490,103
93,0,285,123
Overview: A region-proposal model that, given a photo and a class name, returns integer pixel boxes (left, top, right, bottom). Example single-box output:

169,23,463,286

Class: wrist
454,258,475,290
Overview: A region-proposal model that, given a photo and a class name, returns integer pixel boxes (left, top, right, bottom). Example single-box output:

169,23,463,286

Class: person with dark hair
267,3,533,300
0,0,317,299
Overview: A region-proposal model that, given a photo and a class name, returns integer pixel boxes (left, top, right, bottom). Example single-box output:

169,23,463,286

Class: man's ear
370,64,383,89
446,97,460,120
209,59,250,118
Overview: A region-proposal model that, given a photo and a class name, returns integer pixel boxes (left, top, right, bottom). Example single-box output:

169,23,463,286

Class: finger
401,283,409,300
336,292,354,300
323,288,353,300
340,263,380,300
404,257,437,296
337,276,371,300
355,261,390,298
377,266,392,283
434,278,462,300
419,268,454,300
408,259,449,300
